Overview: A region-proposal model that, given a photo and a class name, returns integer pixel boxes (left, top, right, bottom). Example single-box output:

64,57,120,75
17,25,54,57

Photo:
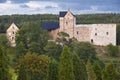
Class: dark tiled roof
42,22,59,30
59,11,67,17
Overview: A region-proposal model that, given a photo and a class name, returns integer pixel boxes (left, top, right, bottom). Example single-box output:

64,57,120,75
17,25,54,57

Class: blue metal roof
42,22,59,30
59,11,67,17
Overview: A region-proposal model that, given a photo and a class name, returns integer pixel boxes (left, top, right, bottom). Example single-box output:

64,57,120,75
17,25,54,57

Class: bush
107,44,119,57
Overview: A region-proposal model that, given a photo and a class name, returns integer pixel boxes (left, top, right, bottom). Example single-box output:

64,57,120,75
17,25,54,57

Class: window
95,33,97,36
11,37,14,40
13,32,14,34
106,32,109,35
91,39,93,43
66,21,68,25
76,31,79,34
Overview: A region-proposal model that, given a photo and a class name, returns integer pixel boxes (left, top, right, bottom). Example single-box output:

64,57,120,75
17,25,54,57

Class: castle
6,11,116,46
6,23,19,47
42,11,116,46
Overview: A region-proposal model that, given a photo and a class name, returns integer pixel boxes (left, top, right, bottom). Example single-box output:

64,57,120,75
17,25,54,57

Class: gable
7,23,19,32
64,11,74,19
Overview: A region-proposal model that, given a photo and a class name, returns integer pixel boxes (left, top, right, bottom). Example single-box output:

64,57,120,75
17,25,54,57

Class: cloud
0,0,62,15
20,4,29,8
0,0,120,15
26,1,59,9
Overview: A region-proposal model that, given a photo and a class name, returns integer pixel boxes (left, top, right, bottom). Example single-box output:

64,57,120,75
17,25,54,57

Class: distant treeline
0,13,120,33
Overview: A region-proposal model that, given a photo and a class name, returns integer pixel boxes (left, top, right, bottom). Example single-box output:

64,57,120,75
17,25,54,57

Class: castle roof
42,22,59,30
59,11,67,17
59,11,74,17
7,23,19,32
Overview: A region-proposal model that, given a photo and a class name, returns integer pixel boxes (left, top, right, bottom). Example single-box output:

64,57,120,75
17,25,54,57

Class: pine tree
93,61,102,80
102,62,119,80
0,46,11,80
47,59,58,80
73,53,88,80
17,62,28,80
59,46,75,80
86,60,96,80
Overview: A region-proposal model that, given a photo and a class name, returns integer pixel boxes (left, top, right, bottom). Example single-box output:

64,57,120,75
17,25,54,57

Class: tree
16,41,27,57
16,22,50,56
47,59,58,80
74,42,97,63
93,61,102,80
56,32,69,45
0,46,11,80
59,46,75,80
17,62,28,80
44,42,62,61
73,53,88,80
86,60,97,80
102,62,119,80
107,44,119,57
117,24,120,45
16,53,50,80
0,34,10,48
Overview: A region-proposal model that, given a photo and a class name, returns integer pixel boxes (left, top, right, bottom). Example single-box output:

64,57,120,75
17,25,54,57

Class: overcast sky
0,0,120,15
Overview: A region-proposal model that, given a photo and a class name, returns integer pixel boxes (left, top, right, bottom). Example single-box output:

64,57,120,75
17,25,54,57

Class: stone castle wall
74,25,92,42
91,24,116,46
59,11,116,46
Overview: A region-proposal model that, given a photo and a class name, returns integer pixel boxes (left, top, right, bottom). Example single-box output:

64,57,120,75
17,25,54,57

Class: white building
6,23,19,47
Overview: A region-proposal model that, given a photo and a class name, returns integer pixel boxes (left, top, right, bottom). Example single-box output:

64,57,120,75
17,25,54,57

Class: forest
0,13,120,80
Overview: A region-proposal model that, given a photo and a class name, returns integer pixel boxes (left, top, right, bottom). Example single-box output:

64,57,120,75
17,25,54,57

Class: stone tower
6,23,19,47
59,11,75,38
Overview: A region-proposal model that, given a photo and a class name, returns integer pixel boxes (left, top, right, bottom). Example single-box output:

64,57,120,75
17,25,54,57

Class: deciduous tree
0,46,11,80
44,42,62,61
74,42,97,63
16,53,50,80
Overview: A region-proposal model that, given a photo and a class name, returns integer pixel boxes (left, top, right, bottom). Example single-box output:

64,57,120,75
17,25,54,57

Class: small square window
66,22,68,25
76,31,79,34
95,33,97,36
106,32,109,35
91,39,93,43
